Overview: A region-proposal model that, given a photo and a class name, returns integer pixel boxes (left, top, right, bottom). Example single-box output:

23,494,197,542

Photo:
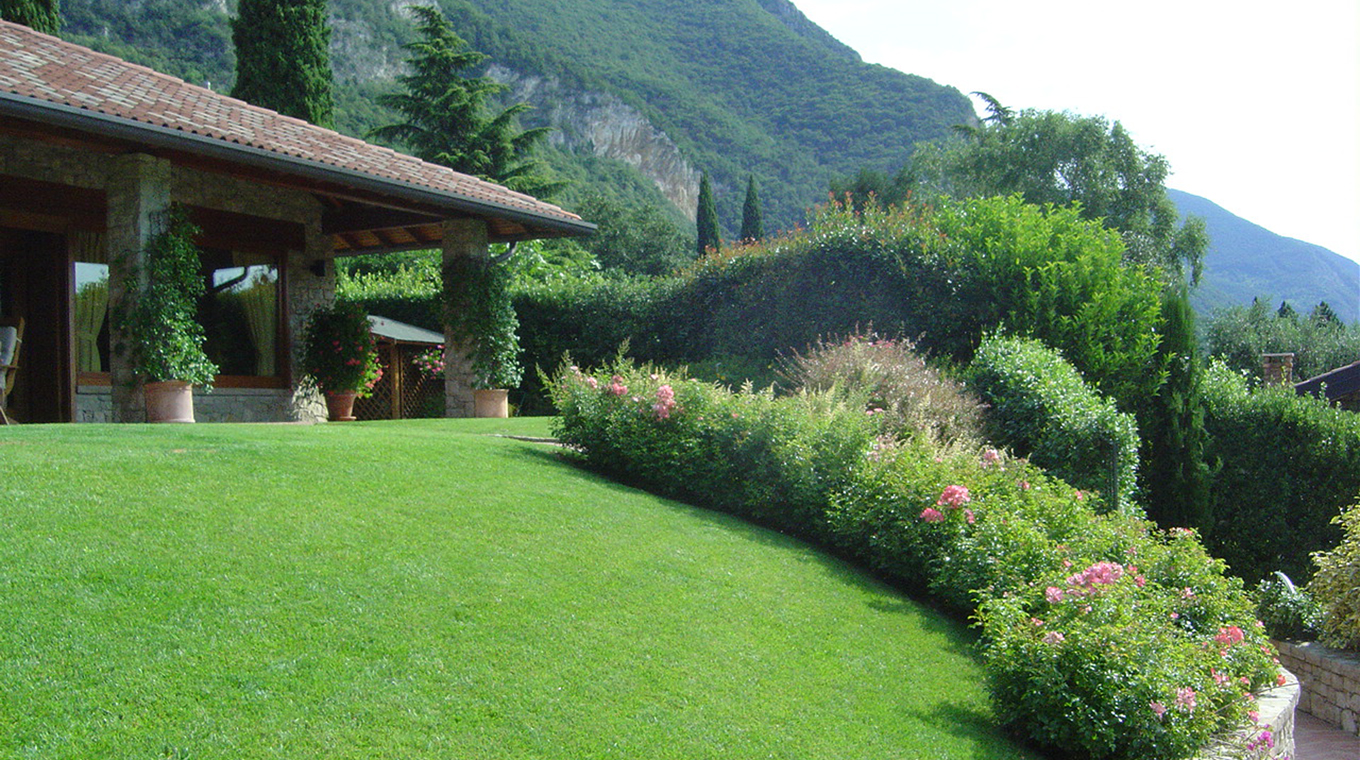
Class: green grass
0,419,1039,759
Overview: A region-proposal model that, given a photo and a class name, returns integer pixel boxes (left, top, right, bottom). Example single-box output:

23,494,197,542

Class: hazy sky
793,0,1360,265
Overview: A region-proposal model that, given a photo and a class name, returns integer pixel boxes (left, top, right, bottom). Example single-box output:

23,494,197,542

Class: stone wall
77,385,298,423
1196,670,1299,760
1274,639,1360,736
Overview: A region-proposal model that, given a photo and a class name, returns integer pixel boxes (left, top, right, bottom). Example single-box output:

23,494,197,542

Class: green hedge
551,359,1279,760
970,336,1141,513
518,197,1164,408
1201,361,1360,583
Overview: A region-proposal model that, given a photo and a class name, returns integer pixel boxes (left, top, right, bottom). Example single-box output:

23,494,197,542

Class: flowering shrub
412,345,446,380
300,303,382,396
553,355,1281,759
553,351,1282,760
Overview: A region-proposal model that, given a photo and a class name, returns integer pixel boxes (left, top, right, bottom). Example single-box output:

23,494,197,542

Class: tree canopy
907,100,1207,283
231,0,334,128
369,5,556,196
1,0,60,34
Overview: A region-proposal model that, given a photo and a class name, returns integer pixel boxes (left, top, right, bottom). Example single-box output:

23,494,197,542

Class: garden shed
354,315,445,421
0,19,593,423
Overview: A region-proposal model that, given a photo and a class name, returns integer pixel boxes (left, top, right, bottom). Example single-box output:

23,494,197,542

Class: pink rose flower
919,507,945,523
936,485,971,508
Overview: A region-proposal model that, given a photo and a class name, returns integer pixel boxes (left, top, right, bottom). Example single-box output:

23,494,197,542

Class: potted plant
117,205,218,422
300,302,382,421
444,256,522,418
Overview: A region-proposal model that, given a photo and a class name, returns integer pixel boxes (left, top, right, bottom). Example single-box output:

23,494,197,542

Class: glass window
198,248,280,377
72,231,110,373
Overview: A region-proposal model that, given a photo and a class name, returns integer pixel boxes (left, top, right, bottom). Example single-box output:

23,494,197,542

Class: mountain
59,0,975,235
1171,189,1360,321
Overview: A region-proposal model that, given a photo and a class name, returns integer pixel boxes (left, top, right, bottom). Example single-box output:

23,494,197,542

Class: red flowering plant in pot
300,302,382,421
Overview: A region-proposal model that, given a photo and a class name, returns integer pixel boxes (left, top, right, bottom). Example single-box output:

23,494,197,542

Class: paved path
1294,711,1360,759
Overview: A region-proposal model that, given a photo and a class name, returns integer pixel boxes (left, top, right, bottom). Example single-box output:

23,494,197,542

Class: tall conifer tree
0,0,60,34
232,0,334,128
696,173,721,255
1141,286,1211,532
740,175,764,243
370,5,556,196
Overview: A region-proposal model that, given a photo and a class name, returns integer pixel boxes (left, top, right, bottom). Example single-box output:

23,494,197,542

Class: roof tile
0,20,584,229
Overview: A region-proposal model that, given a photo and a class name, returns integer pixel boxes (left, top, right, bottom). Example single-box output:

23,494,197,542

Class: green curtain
70,231,108,372
239,272,277,376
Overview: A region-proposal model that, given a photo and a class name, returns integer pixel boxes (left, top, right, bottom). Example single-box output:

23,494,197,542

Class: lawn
0,419,1039,759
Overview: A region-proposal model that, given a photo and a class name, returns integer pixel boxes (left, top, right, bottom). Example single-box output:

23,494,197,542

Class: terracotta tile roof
0,19,589,233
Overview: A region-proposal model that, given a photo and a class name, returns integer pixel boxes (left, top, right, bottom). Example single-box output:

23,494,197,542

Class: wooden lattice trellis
353,342,444,420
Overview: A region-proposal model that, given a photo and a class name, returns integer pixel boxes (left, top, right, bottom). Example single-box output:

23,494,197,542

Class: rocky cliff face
488,65,701,219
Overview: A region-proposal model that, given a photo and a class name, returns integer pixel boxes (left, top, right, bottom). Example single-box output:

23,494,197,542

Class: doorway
0,227,73,422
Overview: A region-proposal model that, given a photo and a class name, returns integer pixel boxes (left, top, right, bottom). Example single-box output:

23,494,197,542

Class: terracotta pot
144,380,195,423
474,388,509,418
325,390,359,422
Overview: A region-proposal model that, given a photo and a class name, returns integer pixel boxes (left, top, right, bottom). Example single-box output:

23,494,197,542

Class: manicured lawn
0,419,1039,759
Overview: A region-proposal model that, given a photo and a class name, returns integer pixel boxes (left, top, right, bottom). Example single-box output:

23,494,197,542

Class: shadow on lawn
501,442,981,657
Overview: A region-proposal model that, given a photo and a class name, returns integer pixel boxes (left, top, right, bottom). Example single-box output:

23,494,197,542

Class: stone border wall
1196,670,1298,760
76,385,316,424
1274,639,1360,736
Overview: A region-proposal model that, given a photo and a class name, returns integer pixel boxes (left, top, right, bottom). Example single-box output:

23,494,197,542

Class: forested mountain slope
60,0,974,233
1171,189,1360,321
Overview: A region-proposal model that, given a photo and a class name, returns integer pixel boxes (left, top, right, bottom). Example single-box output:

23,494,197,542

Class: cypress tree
696,173,721,255
1141,286,1211,532
0,0,60,34
740,175,764,243
231,0,334,128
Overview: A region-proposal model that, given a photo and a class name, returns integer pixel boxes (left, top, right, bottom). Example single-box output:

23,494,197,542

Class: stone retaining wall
77,385,323,423
1196,670,1298,760
1274,639,1360,736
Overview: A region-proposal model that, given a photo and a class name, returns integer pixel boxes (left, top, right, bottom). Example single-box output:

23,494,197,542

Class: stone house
0,20,592,422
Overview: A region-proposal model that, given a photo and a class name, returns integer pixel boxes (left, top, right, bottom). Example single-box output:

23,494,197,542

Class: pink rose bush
551,356,1283,760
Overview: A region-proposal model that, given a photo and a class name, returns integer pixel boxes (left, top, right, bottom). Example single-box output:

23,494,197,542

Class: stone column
105,153,172,423
441,218,489,418
286,208,335,423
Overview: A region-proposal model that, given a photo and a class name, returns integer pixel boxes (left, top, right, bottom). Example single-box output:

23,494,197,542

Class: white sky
793,0,1360,265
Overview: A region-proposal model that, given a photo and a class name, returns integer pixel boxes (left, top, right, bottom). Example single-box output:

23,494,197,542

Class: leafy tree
1140,286,1211,532
1276,300,1297,320
1,0,59,33
696,172,721,254
573,193,692,276
1204,302,1360,382
739,175,764,243
231,0,334,128
907,100,1207,283
369,5,556,196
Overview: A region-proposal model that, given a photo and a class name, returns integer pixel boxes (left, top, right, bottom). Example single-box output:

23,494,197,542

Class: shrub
519,197,1164,410
300,302,381,396
1200,360,1360,583
551,353,1280,760
1310,503,1360,650
969,335,1140,514
780,333,985,451
1254,572,1322,641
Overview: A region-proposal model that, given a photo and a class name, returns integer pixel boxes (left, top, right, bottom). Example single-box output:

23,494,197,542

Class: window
72,231,110,373
198,248,282,379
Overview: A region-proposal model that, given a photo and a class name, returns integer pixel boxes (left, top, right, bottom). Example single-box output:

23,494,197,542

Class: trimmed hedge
1201,361,1360,583
970,335,1140,514
518,197,1164,408
551,358,1280,760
